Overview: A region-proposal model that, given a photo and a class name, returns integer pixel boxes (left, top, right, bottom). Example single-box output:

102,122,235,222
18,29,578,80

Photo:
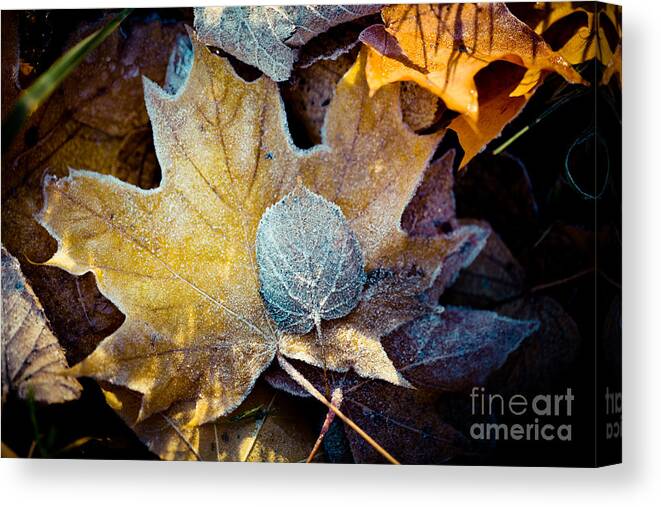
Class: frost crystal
256,186,366,334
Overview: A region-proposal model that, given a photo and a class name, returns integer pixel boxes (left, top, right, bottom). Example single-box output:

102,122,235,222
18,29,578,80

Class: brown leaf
402,149,457,236
443,232,527,308
401,150,490,301
494,296,580,392
296,14,380,70
341,377,467,464
282,53,452,148
1,246,81,403
266,232,539,463
281,52,357,147
514,3,621,93
399,81,445,133
279,268,426,385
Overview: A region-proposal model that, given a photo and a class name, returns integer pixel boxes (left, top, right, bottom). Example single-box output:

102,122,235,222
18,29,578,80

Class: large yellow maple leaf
37,31,483,427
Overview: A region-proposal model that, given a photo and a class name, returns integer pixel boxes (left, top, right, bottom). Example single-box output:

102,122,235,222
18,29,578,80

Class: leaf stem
306,387,342,463
530,267,595,293
314,314,331,399
277,354,400,465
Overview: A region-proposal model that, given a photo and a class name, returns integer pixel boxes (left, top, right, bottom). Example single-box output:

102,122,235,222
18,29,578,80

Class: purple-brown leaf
386,306,538,390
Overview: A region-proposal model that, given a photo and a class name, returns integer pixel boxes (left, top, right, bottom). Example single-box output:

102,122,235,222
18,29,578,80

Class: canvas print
1,3,622,466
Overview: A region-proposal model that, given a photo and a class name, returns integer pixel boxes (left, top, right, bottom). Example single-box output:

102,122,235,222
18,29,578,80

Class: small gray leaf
256,185,366,334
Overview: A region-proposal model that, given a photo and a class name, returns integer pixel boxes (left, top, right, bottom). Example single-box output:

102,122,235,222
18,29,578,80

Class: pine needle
278,354,401,465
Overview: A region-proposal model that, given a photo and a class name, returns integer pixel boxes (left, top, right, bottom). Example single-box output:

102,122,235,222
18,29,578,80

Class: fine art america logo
469,387,574,441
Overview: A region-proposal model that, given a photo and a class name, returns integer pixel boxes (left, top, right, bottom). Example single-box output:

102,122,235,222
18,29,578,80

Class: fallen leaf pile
36,30,487,430
1,4,618,462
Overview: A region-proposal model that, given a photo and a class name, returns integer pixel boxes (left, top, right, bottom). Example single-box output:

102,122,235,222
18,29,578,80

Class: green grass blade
2,8,132,152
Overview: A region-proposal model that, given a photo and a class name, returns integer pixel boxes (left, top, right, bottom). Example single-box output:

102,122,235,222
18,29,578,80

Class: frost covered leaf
102,382,316,462
279,268,425,386
296,14,379,70
399,82,444,133
1,247,81,403
442,232,527,308
360,3,587,166
164,34,194,95
37,32,479,428
400,150,489,300
3,17,184,192
256,185,366,334
401,150,457,237
62,18,187,141
269,305,538,464
193,5,382,81
268,307,537,463
385,307,538,390
281,52,357,147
